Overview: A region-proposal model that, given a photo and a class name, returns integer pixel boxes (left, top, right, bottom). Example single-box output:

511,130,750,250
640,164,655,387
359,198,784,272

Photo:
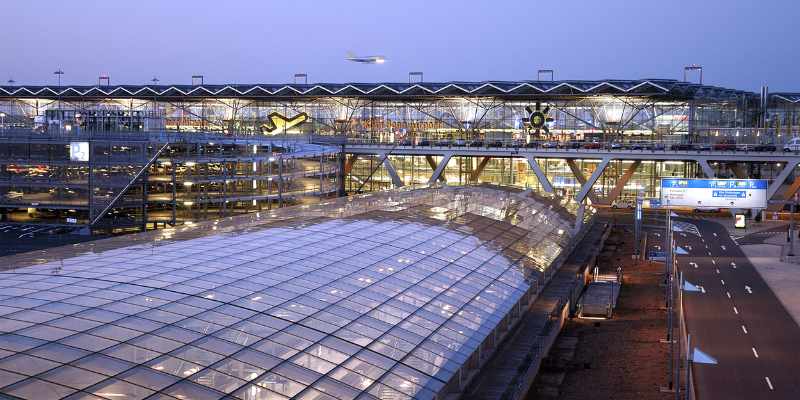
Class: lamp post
151,77,159,132
54,69,65,131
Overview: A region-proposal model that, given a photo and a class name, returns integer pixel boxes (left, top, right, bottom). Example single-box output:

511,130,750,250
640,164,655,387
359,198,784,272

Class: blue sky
1,0,798,92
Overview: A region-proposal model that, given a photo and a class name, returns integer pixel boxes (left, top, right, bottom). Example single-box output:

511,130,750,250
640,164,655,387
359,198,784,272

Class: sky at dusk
1,0,798,93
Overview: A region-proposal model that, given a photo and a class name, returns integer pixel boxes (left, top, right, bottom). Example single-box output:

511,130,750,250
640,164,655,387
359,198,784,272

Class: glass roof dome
0,183,589,400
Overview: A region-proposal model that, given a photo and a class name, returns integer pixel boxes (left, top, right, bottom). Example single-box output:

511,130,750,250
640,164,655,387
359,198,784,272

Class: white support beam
381,154,404,188
599,160,641,205
699,161,716,179
566,159,600,203
524,155,555,194
428,154,452,183
574,159,610,203
769,161,800,200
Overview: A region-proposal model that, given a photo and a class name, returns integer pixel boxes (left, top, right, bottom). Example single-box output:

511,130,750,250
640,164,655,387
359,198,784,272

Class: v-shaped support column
574,159,610,203
567,159,600,204
428,154,452,183
727,162,747,179
523,155,555,194
469,157,492,182
381,153,404,188
598,160,641,205
699,161,716,179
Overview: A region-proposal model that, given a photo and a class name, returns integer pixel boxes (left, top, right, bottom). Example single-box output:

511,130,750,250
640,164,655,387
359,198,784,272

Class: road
644,218,800,399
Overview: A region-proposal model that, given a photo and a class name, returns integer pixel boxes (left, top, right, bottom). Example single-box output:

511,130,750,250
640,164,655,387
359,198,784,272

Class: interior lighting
184,182,193,186
205,294,214,299
186,162,195,166
251,296,262,301
183,368,198,375
161,161,171,165
184,202,193,206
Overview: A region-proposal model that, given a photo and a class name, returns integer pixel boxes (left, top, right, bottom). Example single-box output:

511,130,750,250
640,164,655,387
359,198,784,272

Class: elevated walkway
461,222,608,400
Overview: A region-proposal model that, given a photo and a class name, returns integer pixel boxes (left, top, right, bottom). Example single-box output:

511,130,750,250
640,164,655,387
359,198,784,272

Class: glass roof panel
0,184,585,400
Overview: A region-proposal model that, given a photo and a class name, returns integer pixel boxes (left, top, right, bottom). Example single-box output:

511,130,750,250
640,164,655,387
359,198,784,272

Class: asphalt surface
643,218,800,399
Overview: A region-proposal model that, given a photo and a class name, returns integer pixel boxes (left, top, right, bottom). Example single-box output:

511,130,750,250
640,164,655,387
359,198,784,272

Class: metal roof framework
0,79,762,103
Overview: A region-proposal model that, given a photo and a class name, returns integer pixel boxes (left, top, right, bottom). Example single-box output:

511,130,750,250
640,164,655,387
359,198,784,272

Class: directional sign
692,348,718,364
649,251,666,261
661,179,767,208
70,142,90,162
745,286,752,293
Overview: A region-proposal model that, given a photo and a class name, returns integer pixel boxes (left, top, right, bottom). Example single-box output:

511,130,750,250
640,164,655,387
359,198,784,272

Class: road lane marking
752,348,759,358
731,262,737,269
705,245,708,248
712,260,715,264
721,280,725,285
745,286,752,293
709,252,712,255
766,377,773,389
702,239,705,242
742,325,747,333
721,245,727,250
716,269,720,273
727,292,730,298
713,233,717,237
734,307,738,314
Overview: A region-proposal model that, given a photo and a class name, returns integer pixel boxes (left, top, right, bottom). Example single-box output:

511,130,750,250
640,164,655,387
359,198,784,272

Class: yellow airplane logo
260,111,310,134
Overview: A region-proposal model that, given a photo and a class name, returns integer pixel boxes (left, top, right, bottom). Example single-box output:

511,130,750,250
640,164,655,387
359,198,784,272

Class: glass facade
0,183,591,400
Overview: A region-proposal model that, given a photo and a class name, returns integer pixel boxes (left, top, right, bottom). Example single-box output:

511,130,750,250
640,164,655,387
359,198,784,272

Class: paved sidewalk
711,217,800,327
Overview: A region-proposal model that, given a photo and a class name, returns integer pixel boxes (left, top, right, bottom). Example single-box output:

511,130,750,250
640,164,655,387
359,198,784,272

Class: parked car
698,143,711,151
566,141,583,149
543,141,559,148
418,139,431,146
693,206,720,213
487,141,504,148
467,140,483,147
783,137,800,152
645,142,666,150
611,200,634,209
757,142,777,152
584,141,602,149
525,141,540,148
454,139,467,147
397,138,413,146
670,142,691,150
714,139,737,151
606,141,622,149
2,190,23,200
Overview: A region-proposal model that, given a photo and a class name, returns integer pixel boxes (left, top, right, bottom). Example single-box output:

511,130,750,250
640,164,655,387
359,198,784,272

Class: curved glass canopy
0,183,588,400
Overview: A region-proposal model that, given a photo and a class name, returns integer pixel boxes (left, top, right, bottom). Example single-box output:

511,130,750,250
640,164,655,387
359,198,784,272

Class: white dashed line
742,325,747,333
716,269,720,273
712,260,716,264
721,280,725,285
734,307,738,314
766,377,773,389
709,252,712,255
727,292,731,298
752,348,759,358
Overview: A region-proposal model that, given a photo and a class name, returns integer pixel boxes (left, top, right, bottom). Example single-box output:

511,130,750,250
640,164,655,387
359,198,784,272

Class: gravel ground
528,228,681,399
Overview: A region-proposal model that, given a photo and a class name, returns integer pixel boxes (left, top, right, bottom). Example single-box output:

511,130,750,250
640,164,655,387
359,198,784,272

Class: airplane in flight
347,51,385,64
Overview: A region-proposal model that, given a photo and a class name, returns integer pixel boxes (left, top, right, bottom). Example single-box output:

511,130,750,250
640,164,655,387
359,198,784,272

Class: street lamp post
54,69,65,131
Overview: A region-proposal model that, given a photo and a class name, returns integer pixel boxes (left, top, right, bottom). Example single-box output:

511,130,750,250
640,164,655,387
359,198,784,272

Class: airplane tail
347,51,356,59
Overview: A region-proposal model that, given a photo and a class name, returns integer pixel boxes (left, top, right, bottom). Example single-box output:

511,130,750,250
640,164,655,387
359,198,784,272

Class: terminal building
1,78,799,231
